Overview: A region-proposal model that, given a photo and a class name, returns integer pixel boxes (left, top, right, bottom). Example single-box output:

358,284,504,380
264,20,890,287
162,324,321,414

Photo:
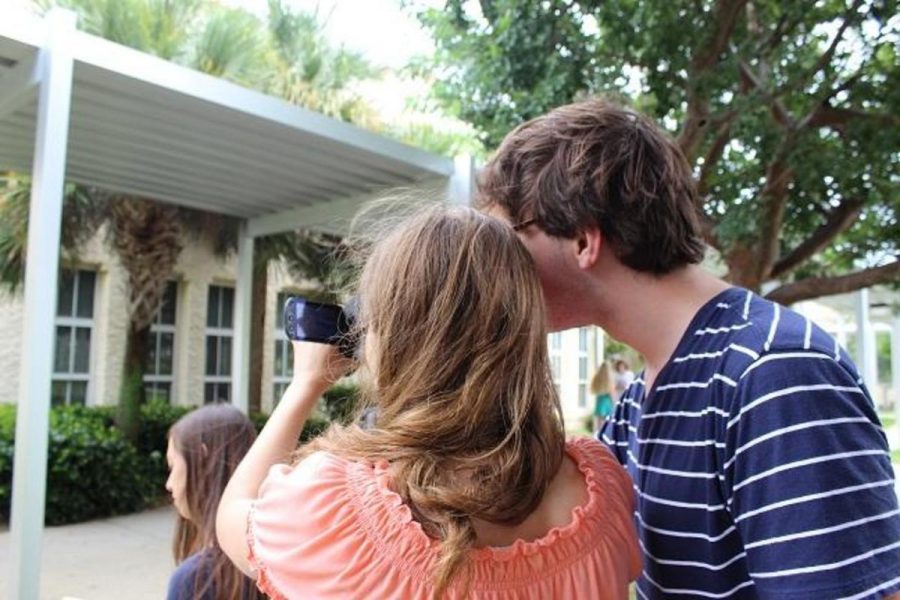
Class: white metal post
447,154,475,206
9,9,76,600
855,288,878,388
231,220,253,414
892,315,900,437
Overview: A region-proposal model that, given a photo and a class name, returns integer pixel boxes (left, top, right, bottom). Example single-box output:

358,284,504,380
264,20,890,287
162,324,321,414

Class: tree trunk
724,243,764,292
107,196,184,441
116,324,150,443
248,252,269,414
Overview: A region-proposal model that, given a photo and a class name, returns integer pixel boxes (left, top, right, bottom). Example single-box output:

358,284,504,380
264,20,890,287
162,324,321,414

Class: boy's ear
574,227,602,270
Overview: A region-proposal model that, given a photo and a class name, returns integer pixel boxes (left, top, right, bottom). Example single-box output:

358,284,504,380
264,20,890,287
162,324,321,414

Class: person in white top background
612,359,634,398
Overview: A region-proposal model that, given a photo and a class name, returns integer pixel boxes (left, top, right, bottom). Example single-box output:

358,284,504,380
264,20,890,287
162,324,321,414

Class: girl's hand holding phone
289,339,354,392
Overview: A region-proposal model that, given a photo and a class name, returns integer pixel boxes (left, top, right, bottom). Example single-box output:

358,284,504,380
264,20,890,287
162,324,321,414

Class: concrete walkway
0,506,174,600
2,466,899,599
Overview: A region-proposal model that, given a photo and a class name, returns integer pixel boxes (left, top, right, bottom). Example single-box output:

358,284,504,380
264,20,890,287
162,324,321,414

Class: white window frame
272,292,293,405
549,332,563,397
577,327,589,408
144,281,177,403
52,270,96,406
204,285,234,404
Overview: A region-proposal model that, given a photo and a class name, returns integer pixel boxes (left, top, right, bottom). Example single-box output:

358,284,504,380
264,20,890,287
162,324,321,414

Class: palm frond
192,7,266,83
259,229,355,303
0,172,105,293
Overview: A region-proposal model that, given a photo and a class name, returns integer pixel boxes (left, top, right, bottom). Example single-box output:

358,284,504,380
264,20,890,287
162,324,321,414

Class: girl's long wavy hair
299,205,566,597
169,404,263,600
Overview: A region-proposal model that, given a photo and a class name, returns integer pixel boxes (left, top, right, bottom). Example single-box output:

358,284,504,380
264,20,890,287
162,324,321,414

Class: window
273,292,294,404
548,333,563,398
550,332,562,351
144,281,177,403
204,285,234,404
577,327,589,408
53,270,96,406
578,327,589,352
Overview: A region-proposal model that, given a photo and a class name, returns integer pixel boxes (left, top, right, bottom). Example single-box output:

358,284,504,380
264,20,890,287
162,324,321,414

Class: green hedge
0,396,338,526
0,402,189,525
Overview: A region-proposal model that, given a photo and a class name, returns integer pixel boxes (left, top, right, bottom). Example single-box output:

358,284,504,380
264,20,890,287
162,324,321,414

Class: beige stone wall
0,224,129,405
0,288,24,403
0,227,312,409
168,236,237,406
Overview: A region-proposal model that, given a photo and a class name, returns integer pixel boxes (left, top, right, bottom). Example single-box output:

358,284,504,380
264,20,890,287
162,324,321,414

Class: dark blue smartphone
282,296,358,359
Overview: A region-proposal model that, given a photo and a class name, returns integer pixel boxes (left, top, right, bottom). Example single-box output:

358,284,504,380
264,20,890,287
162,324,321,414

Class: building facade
0,226,605,425
0,226,306,414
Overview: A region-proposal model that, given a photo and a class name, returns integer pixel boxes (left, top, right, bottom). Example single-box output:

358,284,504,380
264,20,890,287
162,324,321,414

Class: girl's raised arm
216,340,350,577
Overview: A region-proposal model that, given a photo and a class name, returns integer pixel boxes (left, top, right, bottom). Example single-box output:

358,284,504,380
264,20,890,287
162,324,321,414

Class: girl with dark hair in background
165,404,263,600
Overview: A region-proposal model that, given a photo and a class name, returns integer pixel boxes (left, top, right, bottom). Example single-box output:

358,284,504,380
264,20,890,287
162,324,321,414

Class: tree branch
777,4,883,105
800,0,864,84
698,110,739,196
770,197,866,279
804,104,900,130
755,141,796,281
757,11,802,57
693,0,749,72
738,60,796,128
766,260,900,305
676,0,749,158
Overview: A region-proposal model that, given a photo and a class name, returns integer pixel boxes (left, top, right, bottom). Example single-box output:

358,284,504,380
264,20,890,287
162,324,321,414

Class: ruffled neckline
345,437,616,583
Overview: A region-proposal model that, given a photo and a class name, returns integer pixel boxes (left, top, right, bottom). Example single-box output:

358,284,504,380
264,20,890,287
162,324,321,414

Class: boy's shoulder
676,288,858,383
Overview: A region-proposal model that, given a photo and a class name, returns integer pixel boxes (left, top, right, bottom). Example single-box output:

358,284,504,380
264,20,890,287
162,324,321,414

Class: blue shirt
167,551,258,600
167,552,215,600
600,287,900,599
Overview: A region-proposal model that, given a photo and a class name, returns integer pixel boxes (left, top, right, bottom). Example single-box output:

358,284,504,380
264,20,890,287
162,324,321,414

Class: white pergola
0,9,473,599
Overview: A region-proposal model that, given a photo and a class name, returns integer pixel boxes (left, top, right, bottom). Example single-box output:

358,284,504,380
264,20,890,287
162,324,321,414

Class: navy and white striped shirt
600,287,900,599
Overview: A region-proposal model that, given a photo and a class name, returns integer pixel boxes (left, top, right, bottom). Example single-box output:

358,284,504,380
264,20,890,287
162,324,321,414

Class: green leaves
192,7,266,83
0,173,106,293
259,229,356,303
413,0,900,299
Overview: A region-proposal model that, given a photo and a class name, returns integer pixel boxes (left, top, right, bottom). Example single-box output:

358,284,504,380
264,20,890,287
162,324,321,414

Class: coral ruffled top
247,437,641,599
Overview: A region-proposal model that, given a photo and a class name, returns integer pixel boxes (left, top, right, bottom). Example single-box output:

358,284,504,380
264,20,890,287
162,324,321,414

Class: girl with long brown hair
217,205,640,598
166,404,263,600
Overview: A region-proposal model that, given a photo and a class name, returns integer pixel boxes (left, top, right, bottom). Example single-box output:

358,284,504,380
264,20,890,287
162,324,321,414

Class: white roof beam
248,191,378,238
68,30,455,178
0,52,41,121
247,177,448,238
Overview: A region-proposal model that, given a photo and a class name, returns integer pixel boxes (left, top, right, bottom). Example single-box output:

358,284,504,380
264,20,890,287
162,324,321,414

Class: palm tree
3,0,381,430
10,0,264,438
0,172,106,291
262,0,382,128
247,230,353,412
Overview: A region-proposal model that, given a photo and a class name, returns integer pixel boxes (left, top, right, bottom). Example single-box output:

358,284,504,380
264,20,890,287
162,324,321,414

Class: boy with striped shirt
478,99,900,599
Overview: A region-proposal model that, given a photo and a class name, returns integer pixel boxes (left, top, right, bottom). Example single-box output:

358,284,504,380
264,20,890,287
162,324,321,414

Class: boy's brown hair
477,98,706,274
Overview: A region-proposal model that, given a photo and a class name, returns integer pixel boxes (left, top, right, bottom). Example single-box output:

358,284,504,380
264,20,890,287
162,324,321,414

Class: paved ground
0,506,174,600
2,447,900,600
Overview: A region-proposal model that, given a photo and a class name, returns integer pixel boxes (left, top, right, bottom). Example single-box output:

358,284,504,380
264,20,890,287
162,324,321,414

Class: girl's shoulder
247,441,639,598
248,452,412,599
